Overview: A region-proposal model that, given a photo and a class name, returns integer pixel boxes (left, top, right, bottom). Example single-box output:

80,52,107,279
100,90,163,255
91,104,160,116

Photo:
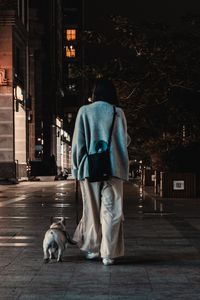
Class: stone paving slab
0,180,200,299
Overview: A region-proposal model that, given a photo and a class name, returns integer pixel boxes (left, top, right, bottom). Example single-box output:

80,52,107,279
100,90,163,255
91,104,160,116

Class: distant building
62,0,85,170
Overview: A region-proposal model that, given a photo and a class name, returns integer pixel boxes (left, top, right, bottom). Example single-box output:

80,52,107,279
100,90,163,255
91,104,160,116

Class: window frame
66,45,76,58
66,29,76,41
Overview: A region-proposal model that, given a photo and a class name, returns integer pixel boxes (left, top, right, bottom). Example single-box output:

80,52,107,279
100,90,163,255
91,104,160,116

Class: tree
81,14,200,169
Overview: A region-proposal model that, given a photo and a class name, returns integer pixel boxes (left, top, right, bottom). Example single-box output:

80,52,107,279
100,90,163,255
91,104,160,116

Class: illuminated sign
14,85,24,101
173,180,184,190
56,118,62,128
61,130,70,143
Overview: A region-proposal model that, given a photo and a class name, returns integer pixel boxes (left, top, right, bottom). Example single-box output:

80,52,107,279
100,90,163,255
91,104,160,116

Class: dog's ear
50,216,54,224
61,217,66,225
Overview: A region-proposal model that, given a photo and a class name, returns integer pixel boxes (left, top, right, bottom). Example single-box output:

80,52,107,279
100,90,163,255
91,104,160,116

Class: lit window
66,29,76,41
66,45,76,58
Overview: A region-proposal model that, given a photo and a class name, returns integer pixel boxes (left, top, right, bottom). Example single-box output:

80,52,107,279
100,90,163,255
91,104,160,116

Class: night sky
86,0,200,27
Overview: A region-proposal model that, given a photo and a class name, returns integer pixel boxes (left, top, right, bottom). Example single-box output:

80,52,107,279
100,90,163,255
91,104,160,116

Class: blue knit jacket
71,101,130,181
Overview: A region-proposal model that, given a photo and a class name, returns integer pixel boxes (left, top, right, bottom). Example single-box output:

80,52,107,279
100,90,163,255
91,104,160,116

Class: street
1,180,200,299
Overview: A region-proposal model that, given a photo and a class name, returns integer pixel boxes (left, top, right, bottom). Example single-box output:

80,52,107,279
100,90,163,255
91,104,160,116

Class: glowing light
66,29,76,41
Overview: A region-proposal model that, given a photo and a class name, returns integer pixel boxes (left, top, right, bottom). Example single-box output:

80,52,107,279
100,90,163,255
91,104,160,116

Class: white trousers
73,177,124,259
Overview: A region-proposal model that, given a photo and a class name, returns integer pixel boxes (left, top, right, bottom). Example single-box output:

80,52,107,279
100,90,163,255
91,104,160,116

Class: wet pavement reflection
136,182,175,216
1,180,200,299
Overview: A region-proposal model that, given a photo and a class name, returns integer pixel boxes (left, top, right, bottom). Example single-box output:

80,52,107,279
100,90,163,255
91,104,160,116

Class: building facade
62,0,85,171
0,1,29,181
32,0,65,175
0,0,66,180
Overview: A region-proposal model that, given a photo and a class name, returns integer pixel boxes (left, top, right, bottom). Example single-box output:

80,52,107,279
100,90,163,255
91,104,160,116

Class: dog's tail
65,232,77,245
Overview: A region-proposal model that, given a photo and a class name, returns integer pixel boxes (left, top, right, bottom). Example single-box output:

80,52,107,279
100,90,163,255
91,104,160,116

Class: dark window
17,0,27,26
18,0,23,20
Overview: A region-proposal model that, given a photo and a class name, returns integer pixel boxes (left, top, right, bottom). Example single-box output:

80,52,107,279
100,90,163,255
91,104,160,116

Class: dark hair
92,78,119,105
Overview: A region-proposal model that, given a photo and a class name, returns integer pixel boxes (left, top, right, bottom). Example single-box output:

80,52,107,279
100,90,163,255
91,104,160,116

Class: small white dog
43,217,76,263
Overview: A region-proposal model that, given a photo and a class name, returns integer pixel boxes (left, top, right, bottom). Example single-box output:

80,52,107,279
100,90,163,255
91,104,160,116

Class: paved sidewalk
1,180,200,299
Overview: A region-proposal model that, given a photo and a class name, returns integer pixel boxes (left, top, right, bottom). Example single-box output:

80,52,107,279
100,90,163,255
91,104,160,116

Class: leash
75,179,79,225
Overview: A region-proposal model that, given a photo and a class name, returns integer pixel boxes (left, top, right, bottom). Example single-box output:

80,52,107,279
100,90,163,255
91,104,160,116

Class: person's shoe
86,252,99,260
102,257,114,266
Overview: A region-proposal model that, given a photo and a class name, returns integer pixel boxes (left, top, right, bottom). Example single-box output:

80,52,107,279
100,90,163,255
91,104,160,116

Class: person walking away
71,78,130,265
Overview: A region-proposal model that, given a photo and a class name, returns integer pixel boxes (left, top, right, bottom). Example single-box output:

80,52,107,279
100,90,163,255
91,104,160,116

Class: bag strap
107,106,116,150
86,106,116,155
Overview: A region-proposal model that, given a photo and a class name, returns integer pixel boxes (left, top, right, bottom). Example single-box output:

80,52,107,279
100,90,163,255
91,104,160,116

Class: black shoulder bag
87,106,116,182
